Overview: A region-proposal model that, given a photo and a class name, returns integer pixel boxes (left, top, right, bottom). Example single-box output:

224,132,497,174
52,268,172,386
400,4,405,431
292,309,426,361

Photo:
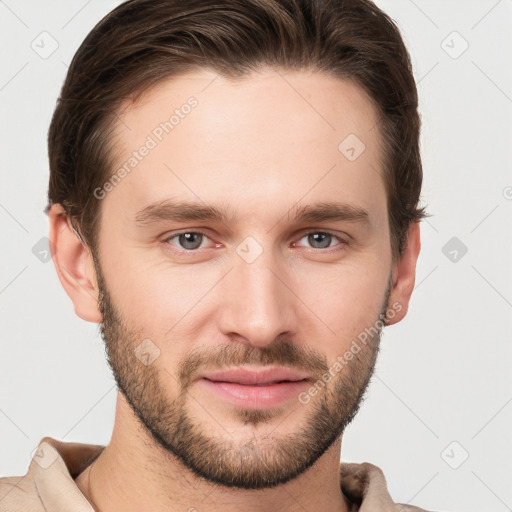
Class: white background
1,1,511,511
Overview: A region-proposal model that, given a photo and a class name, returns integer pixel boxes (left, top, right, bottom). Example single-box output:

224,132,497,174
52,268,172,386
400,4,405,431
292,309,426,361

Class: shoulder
0,436,64,512
0,473,45,512
340,461,434,512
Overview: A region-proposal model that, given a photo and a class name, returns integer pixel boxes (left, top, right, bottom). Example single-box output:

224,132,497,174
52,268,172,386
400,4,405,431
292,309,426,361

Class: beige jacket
0,437,431,511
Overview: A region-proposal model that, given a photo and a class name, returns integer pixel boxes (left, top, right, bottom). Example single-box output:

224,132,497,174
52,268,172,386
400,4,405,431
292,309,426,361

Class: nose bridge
219,237,296,347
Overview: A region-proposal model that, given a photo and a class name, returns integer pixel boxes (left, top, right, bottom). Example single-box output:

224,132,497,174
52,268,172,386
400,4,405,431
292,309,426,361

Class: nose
217,243,298,348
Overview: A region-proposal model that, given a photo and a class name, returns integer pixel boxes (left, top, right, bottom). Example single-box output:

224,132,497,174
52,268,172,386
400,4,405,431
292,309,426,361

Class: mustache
178,338,329,389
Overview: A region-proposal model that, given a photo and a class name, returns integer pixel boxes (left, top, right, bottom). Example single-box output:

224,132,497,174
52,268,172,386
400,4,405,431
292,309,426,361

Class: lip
199,366,311,385
197,366,311,409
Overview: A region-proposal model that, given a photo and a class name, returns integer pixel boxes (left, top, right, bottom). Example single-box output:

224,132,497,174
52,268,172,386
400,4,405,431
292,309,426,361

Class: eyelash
162,230,348,254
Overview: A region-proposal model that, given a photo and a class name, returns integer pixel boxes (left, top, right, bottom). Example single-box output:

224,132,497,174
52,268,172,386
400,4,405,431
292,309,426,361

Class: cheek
292,263,386,352
100,236,212,322
115,259,228,348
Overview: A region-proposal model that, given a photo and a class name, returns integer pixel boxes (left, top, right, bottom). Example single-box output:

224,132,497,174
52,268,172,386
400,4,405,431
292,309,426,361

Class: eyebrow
133,199,371,229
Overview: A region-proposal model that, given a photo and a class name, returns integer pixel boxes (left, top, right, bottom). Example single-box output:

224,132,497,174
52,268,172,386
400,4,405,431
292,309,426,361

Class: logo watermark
93,96,198,200
298,301,402,404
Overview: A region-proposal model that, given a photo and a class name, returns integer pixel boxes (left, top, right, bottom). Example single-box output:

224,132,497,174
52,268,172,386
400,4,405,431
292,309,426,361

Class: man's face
92,68,394,489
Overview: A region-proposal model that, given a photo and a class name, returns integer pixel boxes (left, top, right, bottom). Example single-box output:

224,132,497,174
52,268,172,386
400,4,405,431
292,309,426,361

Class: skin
49,68,420,512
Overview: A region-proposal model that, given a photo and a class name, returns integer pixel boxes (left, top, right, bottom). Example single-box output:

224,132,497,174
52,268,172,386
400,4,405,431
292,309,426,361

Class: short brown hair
46,0,428,263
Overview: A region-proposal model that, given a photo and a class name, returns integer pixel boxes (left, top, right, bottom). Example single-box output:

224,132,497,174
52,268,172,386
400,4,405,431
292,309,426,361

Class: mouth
197,366,311,409
208,381,299,386
200,365,310,385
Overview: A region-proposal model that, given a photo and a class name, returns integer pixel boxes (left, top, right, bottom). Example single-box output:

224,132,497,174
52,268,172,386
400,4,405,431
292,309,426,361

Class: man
0,0,432,510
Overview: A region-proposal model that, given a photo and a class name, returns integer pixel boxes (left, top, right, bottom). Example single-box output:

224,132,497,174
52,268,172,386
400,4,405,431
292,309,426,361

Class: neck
75,393,352,512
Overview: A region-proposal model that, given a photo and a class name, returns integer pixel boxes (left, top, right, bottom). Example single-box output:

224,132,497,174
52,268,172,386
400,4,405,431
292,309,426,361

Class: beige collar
26,436,410,512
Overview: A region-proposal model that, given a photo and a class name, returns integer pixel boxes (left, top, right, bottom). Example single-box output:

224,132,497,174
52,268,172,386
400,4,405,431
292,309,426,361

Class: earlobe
385,221,421,326
48,203,102,323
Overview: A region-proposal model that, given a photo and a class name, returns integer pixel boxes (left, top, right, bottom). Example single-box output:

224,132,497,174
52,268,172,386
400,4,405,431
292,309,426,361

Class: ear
48,203,102,323
385,221,421,326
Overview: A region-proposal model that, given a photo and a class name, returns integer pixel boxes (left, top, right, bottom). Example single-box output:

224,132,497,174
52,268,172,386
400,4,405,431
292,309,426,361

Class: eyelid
294,227,349,240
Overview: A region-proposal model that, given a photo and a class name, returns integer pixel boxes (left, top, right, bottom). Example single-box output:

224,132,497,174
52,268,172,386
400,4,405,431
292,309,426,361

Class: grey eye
306,233,333,249
175,232,204,250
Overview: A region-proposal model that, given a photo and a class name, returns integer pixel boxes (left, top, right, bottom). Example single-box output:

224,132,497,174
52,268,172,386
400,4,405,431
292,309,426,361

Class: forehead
105,68,386,229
